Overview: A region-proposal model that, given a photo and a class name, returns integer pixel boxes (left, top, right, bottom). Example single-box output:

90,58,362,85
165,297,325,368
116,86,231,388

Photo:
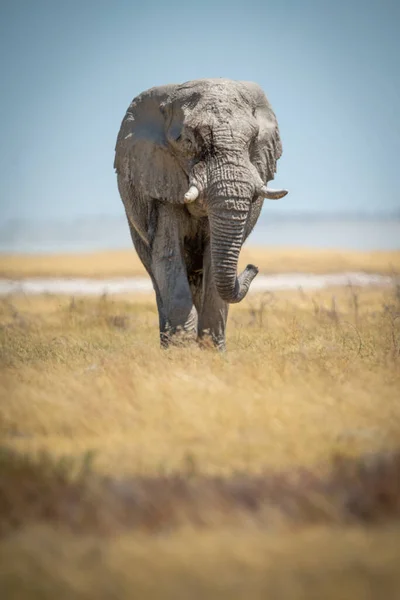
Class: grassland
1,246,400,278
1,249,400,598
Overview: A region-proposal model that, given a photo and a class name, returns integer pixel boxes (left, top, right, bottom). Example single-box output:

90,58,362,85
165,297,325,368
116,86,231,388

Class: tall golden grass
1,247,399,278
1,256,400,598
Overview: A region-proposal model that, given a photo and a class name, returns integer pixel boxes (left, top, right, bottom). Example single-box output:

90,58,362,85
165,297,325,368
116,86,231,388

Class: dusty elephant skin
114,79,288,349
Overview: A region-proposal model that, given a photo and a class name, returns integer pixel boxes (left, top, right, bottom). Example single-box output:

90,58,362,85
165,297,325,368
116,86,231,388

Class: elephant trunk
207,163,259,304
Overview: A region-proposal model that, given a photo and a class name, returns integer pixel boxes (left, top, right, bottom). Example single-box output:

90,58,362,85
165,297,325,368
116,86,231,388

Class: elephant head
114,79,287,303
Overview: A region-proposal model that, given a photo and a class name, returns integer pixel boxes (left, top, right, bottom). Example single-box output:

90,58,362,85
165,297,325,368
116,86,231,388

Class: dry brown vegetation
1,269,400,598
1,246,400,278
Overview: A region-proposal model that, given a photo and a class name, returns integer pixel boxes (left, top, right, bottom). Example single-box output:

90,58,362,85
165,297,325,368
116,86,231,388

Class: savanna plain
1,248,400,599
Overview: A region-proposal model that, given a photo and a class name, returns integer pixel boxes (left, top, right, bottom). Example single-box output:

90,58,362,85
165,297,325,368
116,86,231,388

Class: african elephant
114,78,287,350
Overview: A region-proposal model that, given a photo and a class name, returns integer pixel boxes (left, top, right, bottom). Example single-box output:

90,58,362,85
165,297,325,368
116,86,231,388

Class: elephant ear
240,82,283,184
114,85,188,202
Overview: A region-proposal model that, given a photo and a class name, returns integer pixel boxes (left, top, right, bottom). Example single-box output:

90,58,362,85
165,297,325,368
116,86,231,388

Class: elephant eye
169,127,197,156
174,132,190,145
180,136,197,156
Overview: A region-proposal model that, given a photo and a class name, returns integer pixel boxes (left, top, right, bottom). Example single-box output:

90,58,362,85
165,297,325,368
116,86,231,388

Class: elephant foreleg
197,243,228,351
151,204,197,347
128,224,167,336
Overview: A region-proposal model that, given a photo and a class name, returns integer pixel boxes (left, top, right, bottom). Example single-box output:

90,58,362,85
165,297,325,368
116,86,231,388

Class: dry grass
1,278,400,598
1,246,400,278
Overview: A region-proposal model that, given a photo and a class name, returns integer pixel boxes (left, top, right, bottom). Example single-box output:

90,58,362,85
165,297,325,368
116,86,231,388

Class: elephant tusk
259,186,288,200
184,185,199,203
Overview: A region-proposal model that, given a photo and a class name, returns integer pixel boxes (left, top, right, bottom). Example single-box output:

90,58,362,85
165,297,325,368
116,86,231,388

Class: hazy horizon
0,0,399,226
2,208,400,227
1,212,399,253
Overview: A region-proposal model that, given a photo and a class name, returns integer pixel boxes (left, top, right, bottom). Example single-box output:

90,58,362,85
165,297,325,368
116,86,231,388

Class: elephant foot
160,325,197,349
197,329,226,352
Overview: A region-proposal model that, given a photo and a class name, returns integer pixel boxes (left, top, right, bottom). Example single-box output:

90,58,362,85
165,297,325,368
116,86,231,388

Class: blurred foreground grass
1,277,400,598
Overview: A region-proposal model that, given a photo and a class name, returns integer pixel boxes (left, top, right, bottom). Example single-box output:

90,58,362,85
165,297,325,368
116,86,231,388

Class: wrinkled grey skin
114,79,287,350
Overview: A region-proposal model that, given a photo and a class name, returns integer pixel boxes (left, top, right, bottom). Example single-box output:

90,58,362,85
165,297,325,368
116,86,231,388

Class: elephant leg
151,204,197,347
128,224,167,335
184,235,205,317
198,243,229,351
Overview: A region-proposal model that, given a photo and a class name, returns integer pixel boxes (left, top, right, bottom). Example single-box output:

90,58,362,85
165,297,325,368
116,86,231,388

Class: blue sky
0,0,399,223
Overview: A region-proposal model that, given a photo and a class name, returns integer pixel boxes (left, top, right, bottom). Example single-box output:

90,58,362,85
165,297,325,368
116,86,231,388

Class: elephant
114,78,287,350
